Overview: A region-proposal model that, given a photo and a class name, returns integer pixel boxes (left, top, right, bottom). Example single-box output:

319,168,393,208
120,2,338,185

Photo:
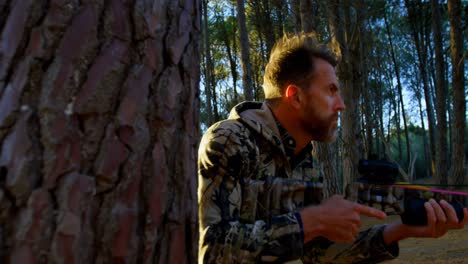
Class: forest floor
364,178,468,264
363,215,468,264
290,179,468,264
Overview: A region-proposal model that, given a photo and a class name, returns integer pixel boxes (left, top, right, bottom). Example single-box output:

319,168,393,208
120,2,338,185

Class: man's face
297,58,345,142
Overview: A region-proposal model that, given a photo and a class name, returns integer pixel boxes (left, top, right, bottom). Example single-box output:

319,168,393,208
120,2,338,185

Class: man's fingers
439,200,458,225
464,208,468,224
353,203,387,219
424,200,436,226
430,199,447,224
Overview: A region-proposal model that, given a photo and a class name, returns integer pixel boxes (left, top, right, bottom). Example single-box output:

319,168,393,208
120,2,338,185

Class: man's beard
301,112,339,142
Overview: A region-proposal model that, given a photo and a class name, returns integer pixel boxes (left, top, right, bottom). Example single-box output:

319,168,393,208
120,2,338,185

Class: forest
200,0,467,193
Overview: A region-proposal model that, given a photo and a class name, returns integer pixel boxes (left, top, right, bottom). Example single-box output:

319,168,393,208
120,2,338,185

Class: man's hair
263,33,338,100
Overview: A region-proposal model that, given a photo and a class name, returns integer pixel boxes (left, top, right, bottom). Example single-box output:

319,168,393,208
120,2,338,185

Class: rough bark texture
447,0,465,185
0,0,201,263
431,0,448,185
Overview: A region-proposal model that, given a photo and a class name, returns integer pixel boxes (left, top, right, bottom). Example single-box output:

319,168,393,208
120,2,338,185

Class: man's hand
300,195,387,243
383,199,468,245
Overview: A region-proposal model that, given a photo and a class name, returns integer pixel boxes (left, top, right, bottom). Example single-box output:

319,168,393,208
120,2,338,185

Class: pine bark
0,0,200,263
447,0,466,184
431,0,448,185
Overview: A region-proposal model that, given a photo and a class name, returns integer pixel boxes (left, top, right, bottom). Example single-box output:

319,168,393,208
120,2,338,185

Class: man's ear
285,84,301,109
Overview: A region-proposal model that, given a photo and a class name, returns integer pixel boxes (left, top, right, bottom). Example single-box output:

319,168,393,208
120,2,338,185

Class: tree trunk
300,0,316,32
300,0,337,197
0,1,200,263
236,0,254,101
327,0,361,193
447,0,465,184
220,8,239,104
203,0,214,125
313,142,340,197
404,0,436,176
291,0,302,32
384,11,411,167
431,0,448,185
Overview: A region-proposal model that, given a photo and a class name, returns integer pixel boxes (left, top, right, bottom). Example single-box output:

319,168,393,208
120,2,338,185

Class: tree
327,0,363,192
0,1,200,263
431,0,448,185
236,0,254,101
297,0,339,197
384,7,411,167
447,0,465,184
404,0,436,177
203,0,215,126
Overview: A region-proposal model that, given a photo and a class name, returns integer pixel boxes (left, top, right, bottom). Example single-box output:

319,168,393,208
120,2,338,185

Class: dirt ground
364,215,468,264
288,214,468,264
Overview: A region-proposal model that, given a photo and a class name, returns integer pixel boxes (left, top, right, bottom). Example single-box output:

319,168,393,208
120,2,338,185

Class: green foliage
201,0,467,179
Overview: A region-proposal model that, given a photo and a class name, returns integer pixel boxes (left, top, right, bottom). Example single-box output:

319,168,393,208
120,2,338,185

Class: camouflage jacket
198,102,399,263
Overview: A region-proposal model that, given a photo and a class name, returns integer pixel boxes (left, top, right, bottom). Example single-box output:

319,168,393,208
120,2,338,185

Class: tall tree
217,8,239,104
291,0,302,32
404,0,436,175
327,0,363,193
0,0,200,263
384,8,411,167
447,0,465,184
300,0,317,32
203,0,215,125
298,0,338,197
236,0,254,101
431,0,448,185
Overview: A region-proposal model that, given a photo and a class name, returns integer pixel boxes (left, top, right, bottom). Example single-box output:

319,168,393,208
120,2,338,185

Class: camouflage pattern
352,183,404,215
198,102,399,263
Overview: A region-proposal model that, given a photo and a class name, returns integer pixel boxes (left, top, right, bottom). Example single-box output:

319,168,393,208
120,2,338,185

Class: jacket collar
228,101,284,152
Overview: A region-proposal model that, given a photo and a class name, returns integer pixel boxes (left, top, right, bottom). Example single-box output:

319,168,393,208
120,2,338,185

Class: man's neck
270,104,311,155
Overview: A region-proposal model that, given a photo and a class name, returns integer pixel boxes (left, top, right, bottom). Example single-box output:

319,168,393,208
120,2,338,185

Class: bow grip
401,198,464,226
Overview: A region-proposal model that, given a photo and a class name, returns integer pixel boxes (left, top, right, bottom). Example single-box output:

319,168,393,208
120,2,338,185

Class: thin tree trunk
300,0,316,32
417,89,431,178
327,0,361,193
384,11,411,167
431,0,448,185
404,0,436,175
203,0,214,125
291,0,302,32
236,0,254,101
218,9,239,104
301,0,337,197
358,0,372,157
447,0,465,184
0,1,200,263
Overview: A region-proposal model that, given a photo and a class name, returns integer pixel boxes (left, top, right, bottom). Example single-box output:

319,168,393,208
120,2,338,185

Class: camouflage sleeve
198,121,304,263
301,225,399,263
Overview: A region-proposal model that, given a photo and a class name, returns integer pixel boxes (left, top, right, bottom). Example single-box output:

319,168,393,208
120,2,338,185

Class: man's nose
335,95,346,111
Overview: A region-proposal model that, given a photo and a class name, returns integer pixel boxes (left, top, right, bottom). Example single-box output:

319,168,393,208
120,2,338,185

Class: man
197,33,467,263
